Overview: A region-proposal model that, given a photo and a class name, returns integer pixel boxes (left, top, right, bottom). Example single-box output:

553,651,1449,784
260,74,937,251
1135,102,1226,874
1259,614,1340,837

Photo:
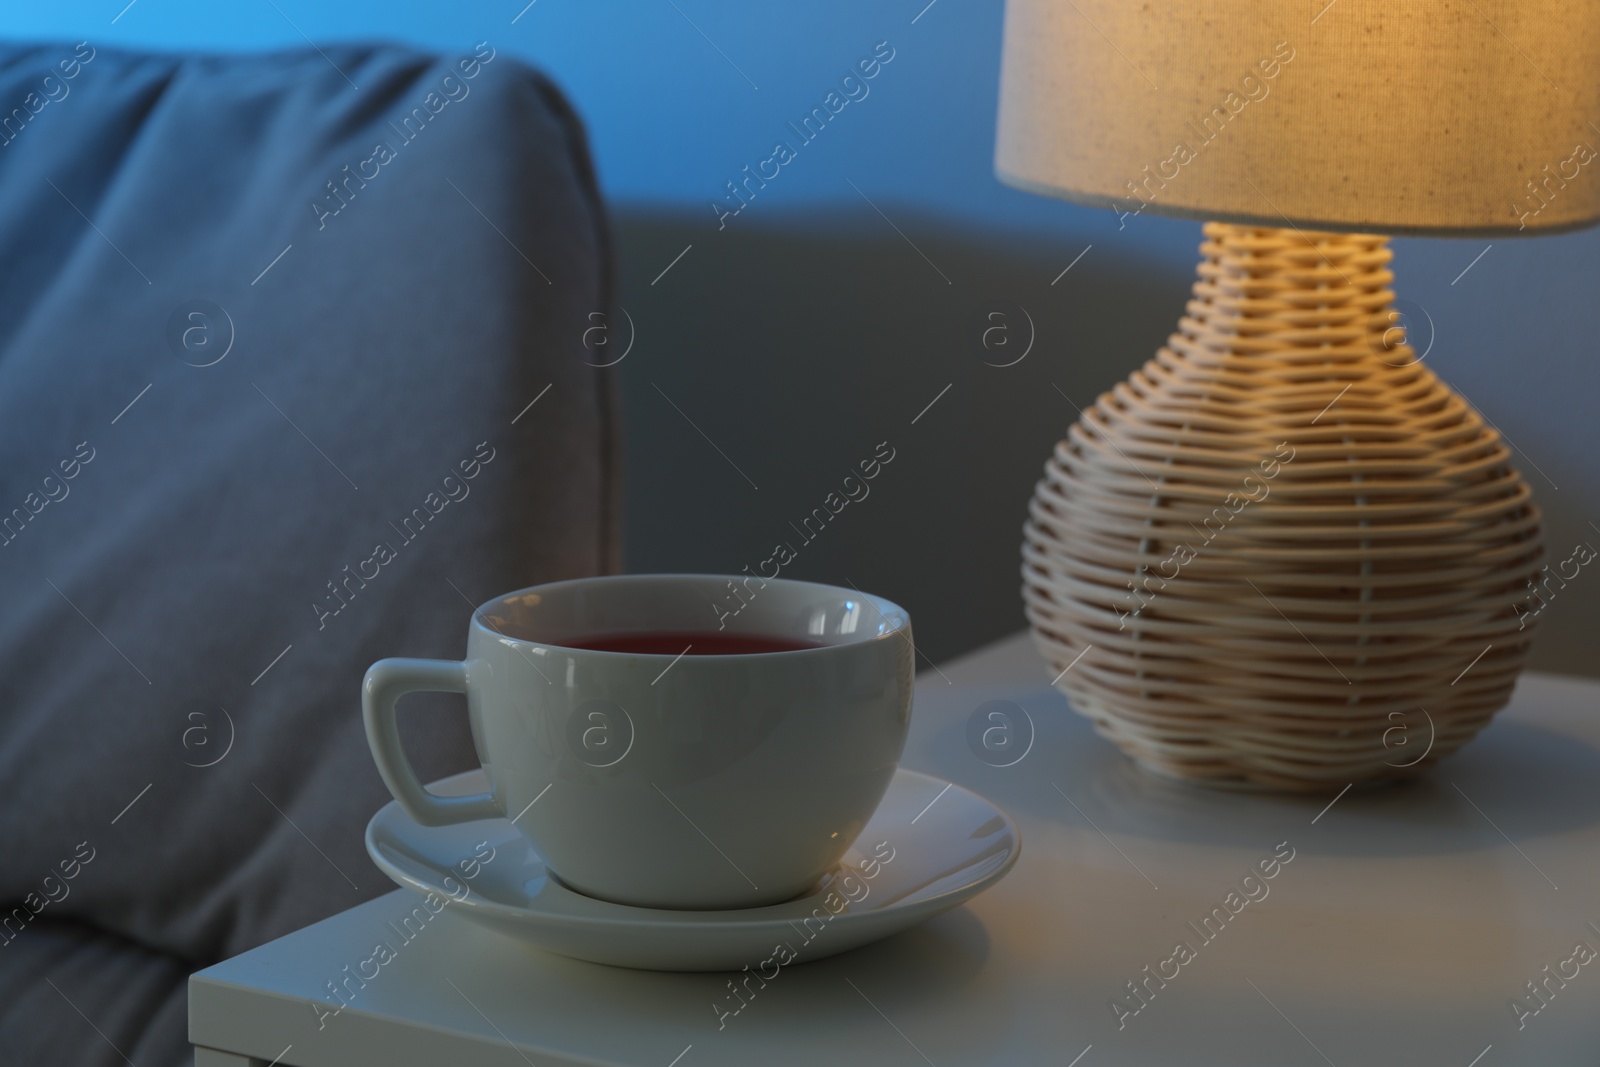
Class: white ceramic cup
362,574,913,910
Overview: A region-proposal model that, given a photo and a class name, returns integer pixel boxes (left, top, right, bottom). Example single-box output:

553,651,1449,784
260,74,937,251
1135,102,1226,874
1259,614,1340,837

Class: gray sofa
0,40,619,1065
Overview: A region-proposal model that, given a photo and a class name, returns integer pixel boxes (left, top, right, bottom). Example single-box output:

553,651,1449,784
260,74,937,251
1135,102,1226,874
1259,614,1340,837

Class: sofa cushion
0,39,619,1065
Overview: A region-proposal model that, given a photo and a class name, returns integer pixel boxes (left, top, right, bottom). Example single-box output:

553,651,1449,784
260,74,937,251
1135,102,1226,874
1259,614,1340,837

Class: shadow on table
527,903,995,1047
801,902,990,979
924,692,1600,858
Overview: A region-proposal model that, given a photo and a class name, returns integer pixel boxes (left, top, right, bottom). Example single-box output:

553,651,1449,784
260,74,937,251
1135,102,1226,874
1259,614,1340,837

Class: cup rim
469,572,910,657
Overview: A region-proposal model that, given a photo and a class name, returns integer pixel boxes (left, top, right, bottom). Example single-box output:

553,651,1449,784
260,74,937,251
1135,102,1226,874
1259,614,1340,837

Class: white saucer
365,767,1020,971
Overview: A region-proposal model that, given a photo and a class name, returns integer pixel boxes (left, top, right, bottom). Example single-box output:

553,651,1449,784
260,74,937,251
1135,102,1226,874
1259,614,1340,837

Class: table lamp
996,1,1599,791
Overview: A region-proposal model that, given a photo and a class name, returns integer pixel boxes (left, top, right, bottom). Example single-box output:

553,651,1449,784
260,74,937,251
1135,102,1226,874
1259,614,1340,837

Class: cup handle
362,658,501,826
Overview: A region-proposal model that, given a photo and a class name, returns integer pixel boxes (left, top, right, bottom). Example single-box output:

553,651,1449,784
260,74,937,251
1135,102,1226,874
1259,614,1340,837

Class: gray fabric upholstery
0,40,619,1065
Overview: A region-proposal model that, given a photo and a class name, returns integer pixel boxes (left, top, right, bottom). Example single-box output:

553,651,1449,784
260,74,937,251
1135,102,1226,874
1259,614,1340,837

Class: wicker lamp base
1024,223,1544,792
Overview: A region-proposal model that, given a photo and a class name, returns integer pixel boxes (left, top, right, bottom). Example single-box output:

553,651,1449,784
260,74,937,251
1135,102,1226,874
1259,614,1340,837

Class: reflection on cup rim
469,573,911,656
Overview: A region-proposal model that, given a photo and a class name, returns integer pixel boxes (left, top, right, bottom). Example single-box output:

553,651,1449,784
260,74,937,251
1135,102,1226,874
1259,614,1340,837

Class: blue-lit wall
9,0,1596,671
0,0,1207,258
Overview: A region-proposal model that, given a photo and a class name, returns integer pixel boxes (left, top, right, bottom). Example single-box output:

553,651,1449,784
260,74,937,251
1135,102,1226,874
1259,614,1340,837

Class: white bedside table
190,632,1600,1065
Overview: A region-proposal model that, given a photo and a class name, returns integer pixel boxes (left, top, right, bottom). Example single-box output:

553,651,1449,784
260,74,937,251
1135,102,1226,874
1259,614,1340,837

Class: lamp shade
995,0,1600,235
